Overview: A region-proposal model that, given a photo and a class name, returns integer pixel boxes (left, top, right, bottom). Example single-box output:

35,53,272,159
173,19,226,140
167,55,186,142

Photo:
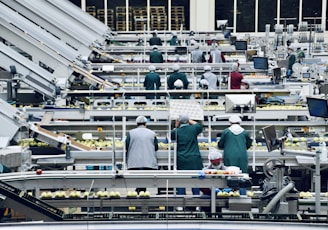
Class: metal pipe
262,181,294,214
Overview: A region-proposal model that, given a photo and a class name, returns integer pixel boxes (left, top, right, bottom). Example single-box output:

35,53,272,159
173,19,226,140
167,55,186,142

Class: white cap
152,45,158,50
178,114,189,124
229,115,242,124
190,39,197,46
136,116,147,124
231,62,239,71
174,79,183,88
148,65,156,71
208,147,222,160
204,65,211,71
172,63,180,71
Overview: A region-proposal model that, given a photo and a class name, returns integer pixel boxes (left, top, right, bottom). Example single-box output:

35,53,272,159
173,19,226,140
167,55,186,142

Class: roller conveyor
0,0,108,52
0,2,80,74
0,180,63,221
29,123,93,151
0,0,117,98
0,42,58,99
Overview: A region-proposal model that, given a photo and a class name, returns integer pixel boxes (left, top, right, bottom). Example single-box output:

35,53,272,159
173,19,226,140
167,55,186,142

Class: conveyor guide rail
63,212,328,223
0,181,64,221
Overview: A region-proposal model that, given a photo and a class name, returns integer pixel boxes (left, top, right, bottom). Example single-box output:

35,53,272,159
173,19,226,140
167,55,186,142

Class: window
280,0,298,29
237,0,255,32
258,0,277,32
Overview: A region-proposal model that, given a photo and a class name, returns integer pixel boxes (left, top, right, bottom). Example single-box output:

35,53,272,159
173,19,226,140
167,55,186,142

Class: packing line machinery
0,168,327,223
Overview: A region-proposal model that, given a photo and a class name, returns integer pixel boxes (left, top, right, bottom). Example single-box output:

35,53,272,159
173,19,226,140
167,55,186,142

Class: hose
262,181,294,214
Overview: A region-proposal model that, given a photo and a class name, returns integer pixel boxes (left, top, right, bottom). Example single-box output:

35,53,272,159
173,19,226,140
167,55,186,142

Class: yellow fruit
128,206,136,211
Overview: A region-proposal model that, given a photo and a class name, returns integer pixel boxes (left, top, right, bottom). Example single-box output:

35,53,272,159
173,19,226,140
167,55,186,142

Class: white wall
189,0,215,31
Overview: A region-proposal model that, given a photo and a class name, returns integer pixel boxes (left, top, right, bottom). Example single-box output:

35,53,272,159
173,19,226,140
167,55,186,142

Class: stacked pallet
171,6,185,30
116,6,132,31
97,9,114,28
150,6,167,31
133,7,147,31
86,6,96,17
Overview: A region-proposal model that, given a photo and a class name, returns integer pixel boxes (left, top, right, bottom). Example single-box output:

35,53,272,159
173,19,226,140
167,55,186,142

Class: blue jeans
176,188,200,195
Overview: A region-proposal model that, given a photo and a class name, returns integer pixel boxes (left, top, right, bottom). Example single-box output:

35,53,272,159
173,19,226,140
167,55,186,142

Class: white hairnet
178,114,189,124
204,65,211,71
172,63,180,71
174,79,183,88
231,62,239,71
148,65,156,71
136,116,147,124
208,147,222,160
229,115,242,124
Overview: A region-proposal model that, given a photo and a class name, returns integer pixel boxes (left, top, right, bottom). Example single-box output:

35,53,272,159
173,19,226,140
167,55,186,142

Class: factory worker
169,32,180,46
167,64,189,89
167,64,189,99
204,148,226,170
143,65,161,99
125,116,159,193
190,44,206,63
170,114,203,195
149,45,164,63
286,47,296,77
200,65,218,90
218,115,252,173
149,31,162,46
229,62,244,89
209,45,226,63
200,148,226,196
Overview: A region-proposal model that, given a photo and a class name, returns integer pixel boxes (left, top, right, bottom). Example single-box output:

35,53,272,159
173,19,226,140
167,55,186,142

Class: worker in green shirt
218,115,252,173
149,45,164,63
170,114,203,195
143,65,161,99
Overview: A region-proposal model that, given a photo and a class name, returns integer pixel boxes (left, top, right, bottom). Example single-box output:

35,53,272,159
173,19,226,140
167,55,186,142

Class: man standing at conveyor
170,114,203,195
149,45,164,63
125,116,159,194
144,65,161,99
218,115,252,173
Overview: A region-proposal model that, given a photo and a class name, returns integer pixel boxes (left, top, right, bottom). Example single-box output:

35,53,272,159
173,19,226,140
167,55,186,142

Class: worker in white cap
170,114,203,195
125,115,159,194
167,64,189,98
218,115,252,173
209,44,226,63
149,45,164,63
143,65,161,99
199,65,219,93
230,62,244,89
190,44,206,63
205,147,226,170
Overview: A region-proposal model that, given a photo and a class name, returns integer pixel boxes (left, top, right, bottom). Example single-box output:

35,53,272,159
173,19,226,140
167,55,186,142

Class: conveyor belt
0,0,109,52
0,180,63,221
0,220,328,230
29,123,93,151
0,42,57,100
